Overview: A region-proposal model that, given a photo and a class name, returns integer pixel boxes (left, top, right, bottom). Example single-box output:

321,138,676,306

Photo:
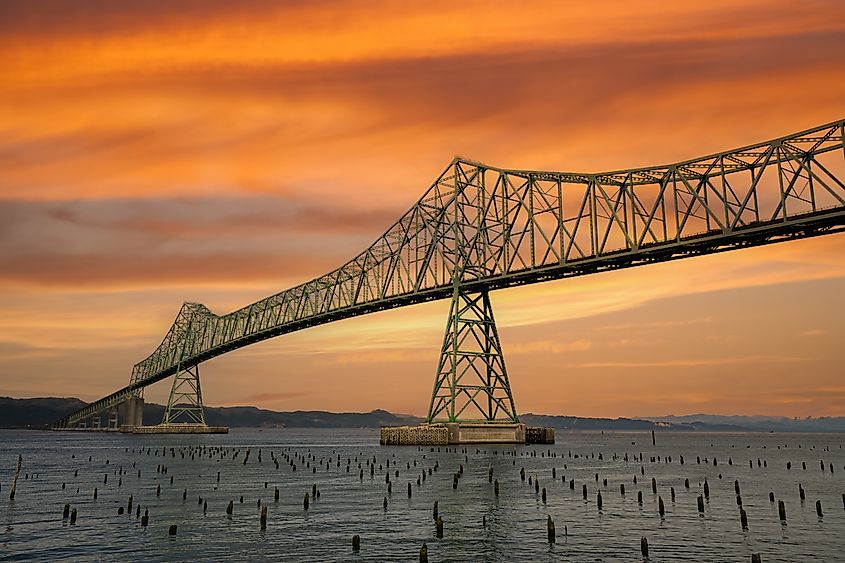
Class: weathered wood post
641,536,649,559
547,514,555,544
435,516,443,538
420,542,428,563
9,455,22,500
169,524,177,536
352,534,360,552
778,500,786,521
260,506,267,530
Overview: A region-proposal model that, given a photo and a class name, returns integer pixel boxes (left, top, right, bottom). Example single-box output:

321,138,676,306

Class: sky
1,0,844,418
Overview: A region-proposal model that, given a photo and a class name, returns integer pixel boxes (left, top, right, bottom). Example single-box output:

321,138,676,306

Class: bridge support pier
427,285,519,424
163,364,206,425
123,396,144,429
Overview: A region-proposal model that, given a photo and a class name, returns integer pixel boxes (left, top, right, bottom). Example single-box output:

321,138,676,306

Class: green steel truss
428,287,518,423
54,119,845,428
162,364,205,425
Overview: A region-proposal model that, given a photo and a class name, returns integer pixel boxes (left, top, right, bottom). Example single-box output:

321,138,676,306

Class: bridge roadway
54,119,845,428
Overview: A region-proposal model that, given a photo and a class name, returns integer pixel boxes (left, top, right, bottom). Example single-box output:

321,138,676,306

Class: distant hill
2,397,843,432
0,397,421,429
519,413,745,432
649,414,845,433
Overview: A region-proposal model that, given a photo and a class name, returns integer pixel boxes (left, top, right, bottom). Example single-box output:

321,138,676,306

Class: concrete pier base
123,396,144,429
444,423,527,444
129,424,228,434
381,423,554,445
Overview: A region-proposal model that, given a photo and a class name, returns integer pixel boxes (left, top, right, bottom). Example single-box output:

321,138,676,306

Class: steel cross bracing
54,119,845,428
428,287,518,424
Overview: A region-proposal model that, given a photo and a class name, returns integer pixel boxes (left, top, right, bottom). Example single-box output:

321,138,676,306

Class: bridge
54,119,845,432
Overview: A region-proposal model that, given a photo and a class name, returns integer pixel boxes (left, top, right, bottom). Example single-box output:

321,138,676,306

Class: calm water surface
0,429,843,562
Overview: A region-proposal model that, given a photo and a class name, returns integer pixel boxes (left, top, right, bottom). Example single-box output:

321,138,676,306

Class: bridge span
54,119,845,431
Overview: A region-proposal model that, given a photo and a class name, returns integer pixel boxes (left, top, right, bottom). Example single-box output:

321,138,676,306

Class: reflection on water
0,428,843,562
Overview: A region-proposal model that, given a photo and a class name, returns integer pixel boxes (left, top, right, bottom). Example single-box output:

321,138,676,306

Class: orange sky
1,1,845,417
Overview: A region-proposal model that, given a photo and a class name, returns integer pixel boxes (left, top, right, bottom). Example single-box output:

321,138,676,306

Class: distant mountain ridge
1,397,844,432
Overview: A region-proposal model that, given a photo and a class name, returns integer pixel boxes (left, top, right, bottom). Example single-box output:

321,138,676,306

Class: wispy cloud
564,355,809,369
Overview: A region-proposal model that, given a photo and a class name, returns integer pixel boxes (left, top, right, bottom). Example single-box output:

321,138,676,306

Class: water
0,429,843,562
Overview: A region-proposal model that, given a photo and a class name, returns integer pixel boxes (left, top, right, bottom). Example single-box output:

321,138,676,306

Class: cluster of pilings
1,433,843,560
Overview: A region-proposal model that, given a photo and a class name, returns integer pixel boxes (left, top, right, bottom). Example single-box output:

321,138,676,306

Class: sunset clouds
1,1,844,416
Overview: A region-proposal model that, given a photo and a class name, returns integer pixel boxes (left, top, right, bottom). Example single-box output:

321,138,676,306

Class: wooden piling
63,503,70,518
778,500,786,521
697,495,705,513
597,491,602,511
641,536,649,559
740,508,748,530
304,493,310,510
420,542,428,563
436,516,443,538
816,500,823,518
494,479,499,497
70,508,77,524
260,506,267,530
658,496,664,517
9,455,22,501
352,534,360,552
169,524,177,536
547,515,555,544
226,500,234,515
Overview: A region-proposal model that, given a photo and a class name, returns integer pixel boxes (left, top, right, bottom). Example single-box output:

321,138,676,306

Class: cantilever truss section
162,364,206,425
428,287,518,423
53,119,845,429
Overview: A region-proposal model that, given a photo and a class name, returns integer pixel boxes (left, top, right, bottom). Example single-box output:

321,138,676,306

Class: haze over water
1,429,843,562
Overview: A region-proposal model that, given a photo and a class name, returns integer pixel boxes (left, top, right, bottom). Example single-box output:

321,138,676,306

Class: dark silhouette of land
2,397,844,432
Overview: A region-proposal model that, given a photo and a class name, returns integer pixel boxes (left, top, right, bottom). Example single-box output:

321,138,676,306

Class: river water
0,428,843,562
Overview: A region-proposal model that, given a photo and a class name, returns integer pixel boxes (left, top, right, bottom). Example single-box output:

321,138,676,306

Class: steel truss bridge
54,119,845,429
